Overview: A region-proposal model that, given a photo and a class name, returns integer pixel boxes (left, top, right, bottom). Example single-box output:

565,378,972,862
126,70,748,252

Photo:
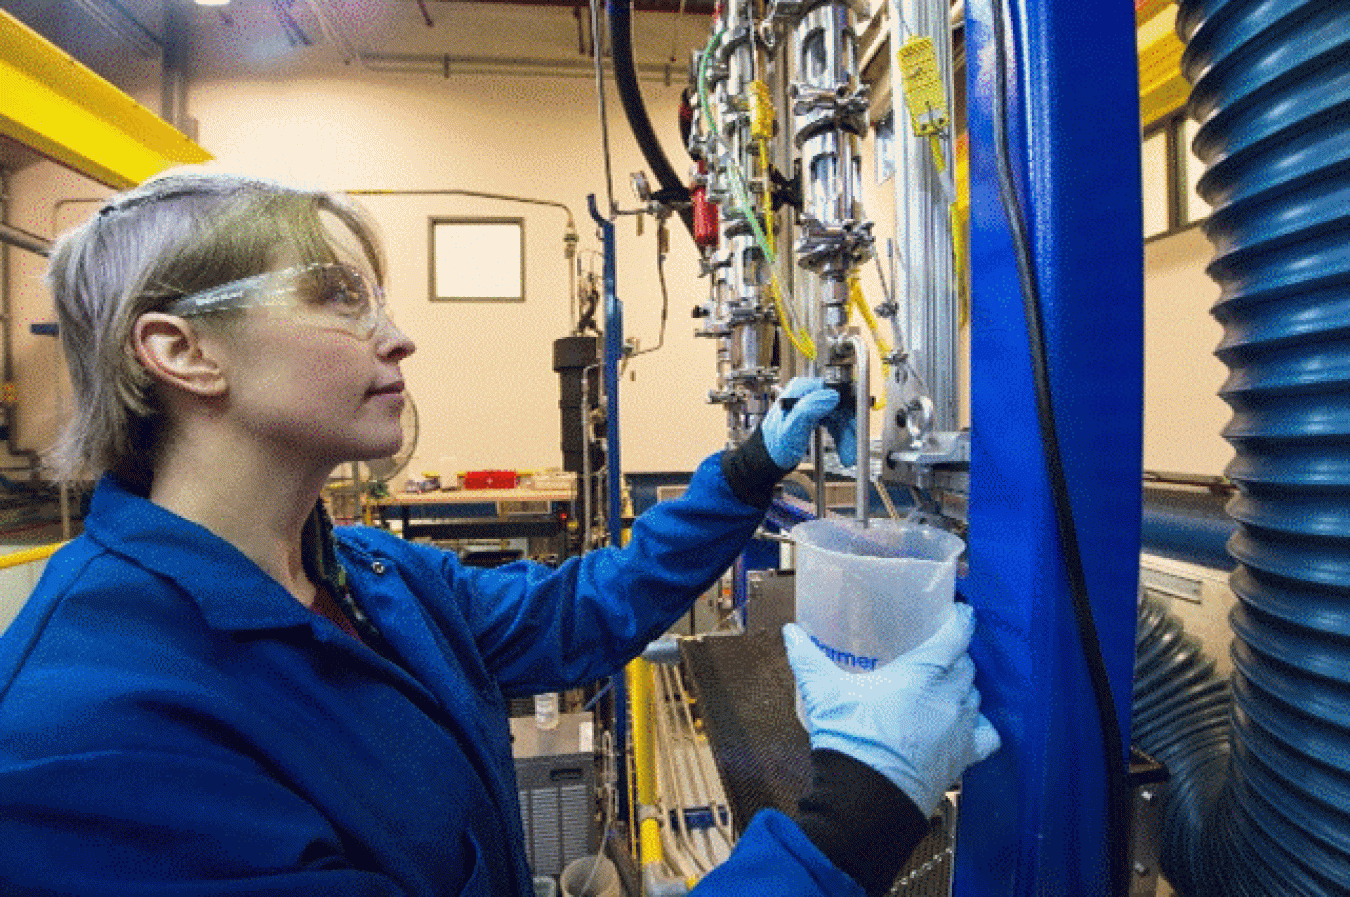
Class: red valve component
692,183,719,248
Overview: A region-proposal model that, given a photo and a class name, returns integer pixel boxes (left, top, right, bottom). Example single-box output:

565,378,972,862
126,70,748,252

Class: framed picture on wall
428,217,525,302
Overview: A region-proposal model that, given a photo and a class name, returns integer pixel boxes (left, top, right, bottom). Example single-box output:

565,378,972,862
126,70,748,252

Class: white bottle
534,692,560,730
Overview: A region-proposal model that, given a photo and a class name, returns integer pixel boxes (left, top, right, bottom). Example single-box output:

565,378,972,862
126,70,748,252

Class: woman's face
208,268,416,472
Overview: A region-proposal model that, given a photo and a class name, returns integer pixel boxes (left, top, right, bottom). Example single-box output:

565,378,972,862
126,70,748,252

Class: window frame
427,216,527,303
1143,112,1211,244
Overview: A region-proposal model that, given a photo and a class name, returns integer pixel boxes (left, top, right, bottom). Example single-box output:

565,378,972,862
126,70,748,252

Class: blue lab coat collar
84,474,319,634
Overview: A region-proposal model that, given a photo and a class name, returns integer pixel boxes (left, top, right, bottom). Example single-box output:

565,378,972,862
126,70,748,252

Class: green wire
697,24,819,360
696,28,775,265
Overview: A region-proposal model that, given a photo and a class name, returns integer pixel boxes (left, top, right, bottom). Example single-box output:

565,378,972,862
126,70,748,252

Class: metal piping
358,51,689,81
160,1,192,139
590,0,619,217
651,663,697,879
299,0,358,64
847,332,869,524
689,0,781,447
893,0,958,432
581,362,600,552
0,222,51,257
69,0,160,57
0,173,41,475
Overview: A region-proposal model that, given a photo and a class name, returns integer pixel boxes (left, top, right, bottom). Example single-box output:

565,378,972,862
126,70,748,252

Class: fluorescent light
194,0,231,6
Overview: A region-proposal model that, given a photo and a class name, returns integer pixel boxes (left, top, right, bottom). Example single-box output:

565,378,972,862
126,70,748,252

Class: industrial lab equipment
599,0,1145,892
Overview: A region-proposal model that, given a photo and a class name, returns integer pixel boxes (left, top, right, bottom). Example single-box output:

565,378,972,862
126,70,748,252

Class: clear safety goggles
165,262,389,339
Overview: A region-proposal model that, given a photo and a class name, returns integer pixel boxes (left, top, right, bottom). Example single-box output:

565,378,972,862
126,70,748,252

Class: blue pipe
588,193,630,829
1142,488,1238,570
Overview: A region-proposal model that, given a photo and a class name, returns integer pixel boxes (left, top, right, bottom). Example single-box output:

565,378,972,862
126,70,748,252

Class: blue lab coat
0,454,864,897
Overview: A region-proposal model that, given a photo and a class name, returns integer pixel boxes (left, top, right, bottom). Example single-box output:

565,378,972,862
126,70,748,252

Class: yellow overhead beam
1137,3,1188,128
1135,0,1175,27
0,10,211,189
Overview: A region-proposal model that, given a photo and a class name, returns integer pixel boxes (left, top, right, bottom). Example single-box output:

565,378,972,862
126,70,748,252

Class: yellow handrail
0,541,63,570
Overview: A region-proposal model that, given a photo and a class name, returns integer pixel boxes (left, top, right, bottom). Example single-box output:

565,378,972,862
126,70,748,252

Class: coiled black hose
606,0,695,236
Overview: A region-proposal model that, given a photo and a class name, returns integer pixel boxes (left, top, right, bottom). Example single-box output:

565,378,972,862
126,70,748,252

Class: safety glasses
164,263,388,339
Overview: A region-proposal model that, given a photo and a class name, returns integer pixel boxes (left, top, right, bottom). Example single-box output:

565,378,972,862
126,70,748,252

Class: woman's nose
374,316,416,361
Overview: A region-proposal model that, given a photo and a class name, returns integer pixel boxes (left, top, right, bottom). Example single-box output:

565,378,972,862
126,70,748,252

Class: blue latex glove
783,603,1001,817
761,377,858,469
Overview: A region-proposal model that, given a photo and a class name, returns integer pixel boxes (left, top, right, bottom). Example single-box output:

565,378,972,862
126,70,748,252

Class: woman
0,168,996,896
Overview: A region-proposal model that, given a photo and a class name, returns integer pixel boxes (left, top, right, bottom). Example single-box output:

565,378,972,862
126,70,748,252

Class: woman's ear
132,313,228,398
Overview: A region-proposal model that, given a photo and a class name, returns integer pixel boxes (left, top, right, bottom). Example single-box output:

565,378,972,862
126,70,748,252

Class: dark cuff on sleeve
792,749,930,897
720,428,792,508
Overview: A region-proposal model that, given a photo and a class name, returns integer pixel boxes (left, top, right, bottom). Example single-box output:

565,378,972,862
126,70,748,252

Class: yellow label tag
898,37,949,136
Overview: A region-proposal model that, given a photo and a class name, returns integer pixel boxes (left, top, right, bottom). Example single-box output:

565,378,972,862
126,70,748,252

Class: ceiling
0,0,718,87
0,0,719,178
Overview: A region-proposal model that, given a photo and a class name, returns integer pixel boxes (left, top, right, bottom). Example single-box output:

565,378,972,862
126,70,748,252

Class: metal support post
588,192,630,832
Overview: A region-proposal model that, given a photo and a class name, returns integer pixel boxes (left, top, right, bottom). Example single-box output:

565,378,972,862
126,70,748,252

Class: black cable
606,0,695,236
651,225,670,351
989,1,1131,895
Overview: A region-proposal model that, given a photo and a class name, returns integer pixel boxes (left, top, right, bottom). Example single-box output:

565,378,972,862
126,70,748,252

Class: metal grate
678,629,812,833
888,799,956,897
681,629,958,896
511,715,598,878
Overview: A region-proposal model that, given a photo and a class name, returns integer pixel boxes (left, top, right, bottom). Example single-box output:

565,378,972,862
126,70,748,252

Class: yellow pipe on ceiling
0,10,211,189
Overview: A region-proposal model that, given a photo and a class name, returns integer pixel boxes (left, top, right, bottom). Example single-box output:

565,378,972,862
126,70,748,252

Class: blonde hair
45,167,385,490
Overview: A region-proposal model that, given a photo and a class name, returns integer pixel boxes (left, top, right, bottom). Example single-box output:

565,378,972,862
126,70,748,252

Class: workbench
371,487,575,555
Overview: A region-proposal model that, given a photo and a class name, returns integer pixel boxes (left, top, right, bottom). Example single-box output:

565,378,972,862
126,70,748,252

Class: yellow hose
627,659,665,871
750,79,815,361
0,542,63,570
848,275,891,408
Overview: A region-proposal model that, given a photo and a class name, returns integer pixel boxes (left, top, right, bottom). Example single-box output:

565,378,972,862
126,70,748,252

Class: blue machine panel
956,0,1143,894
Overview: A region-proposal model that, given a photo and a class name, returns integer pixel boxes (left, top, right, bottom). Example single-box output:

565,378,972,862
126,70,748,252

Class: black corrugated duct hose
1131,593,1232,896
1139,0,1350,894
606,0,695,236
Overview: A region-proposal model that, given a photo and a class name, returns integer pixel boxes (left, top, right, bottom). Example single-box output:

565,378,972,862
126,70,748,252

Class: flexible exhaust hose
606,0,696,235
1144,1,1350,893
1131,594,1232,895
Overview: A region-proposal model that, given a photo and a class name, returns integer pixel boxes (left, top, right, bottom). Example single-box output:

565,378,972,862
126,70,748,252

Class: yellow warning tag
898,36,949,136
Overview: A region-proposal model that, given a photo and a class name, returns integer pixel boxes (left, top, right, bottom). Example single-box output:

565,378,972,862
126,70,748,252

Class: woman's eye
313,273,368,315
326,287,365,312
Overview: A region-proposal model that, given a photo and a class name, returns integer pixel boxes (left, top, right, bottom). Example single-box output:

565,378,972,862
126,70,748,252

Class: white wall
1,2,1236,482
1142,227,1232,478
0,553,48,634
5,2,729,477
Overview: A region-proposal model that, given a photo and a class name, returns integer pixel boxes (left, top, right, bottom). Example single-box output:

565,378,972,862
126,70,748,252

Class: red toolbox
459,470,519,490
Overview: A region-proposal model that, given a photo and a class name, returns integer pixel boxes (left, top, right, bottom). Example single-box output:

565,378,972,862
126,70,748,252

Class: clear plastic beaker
792,518,965,676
